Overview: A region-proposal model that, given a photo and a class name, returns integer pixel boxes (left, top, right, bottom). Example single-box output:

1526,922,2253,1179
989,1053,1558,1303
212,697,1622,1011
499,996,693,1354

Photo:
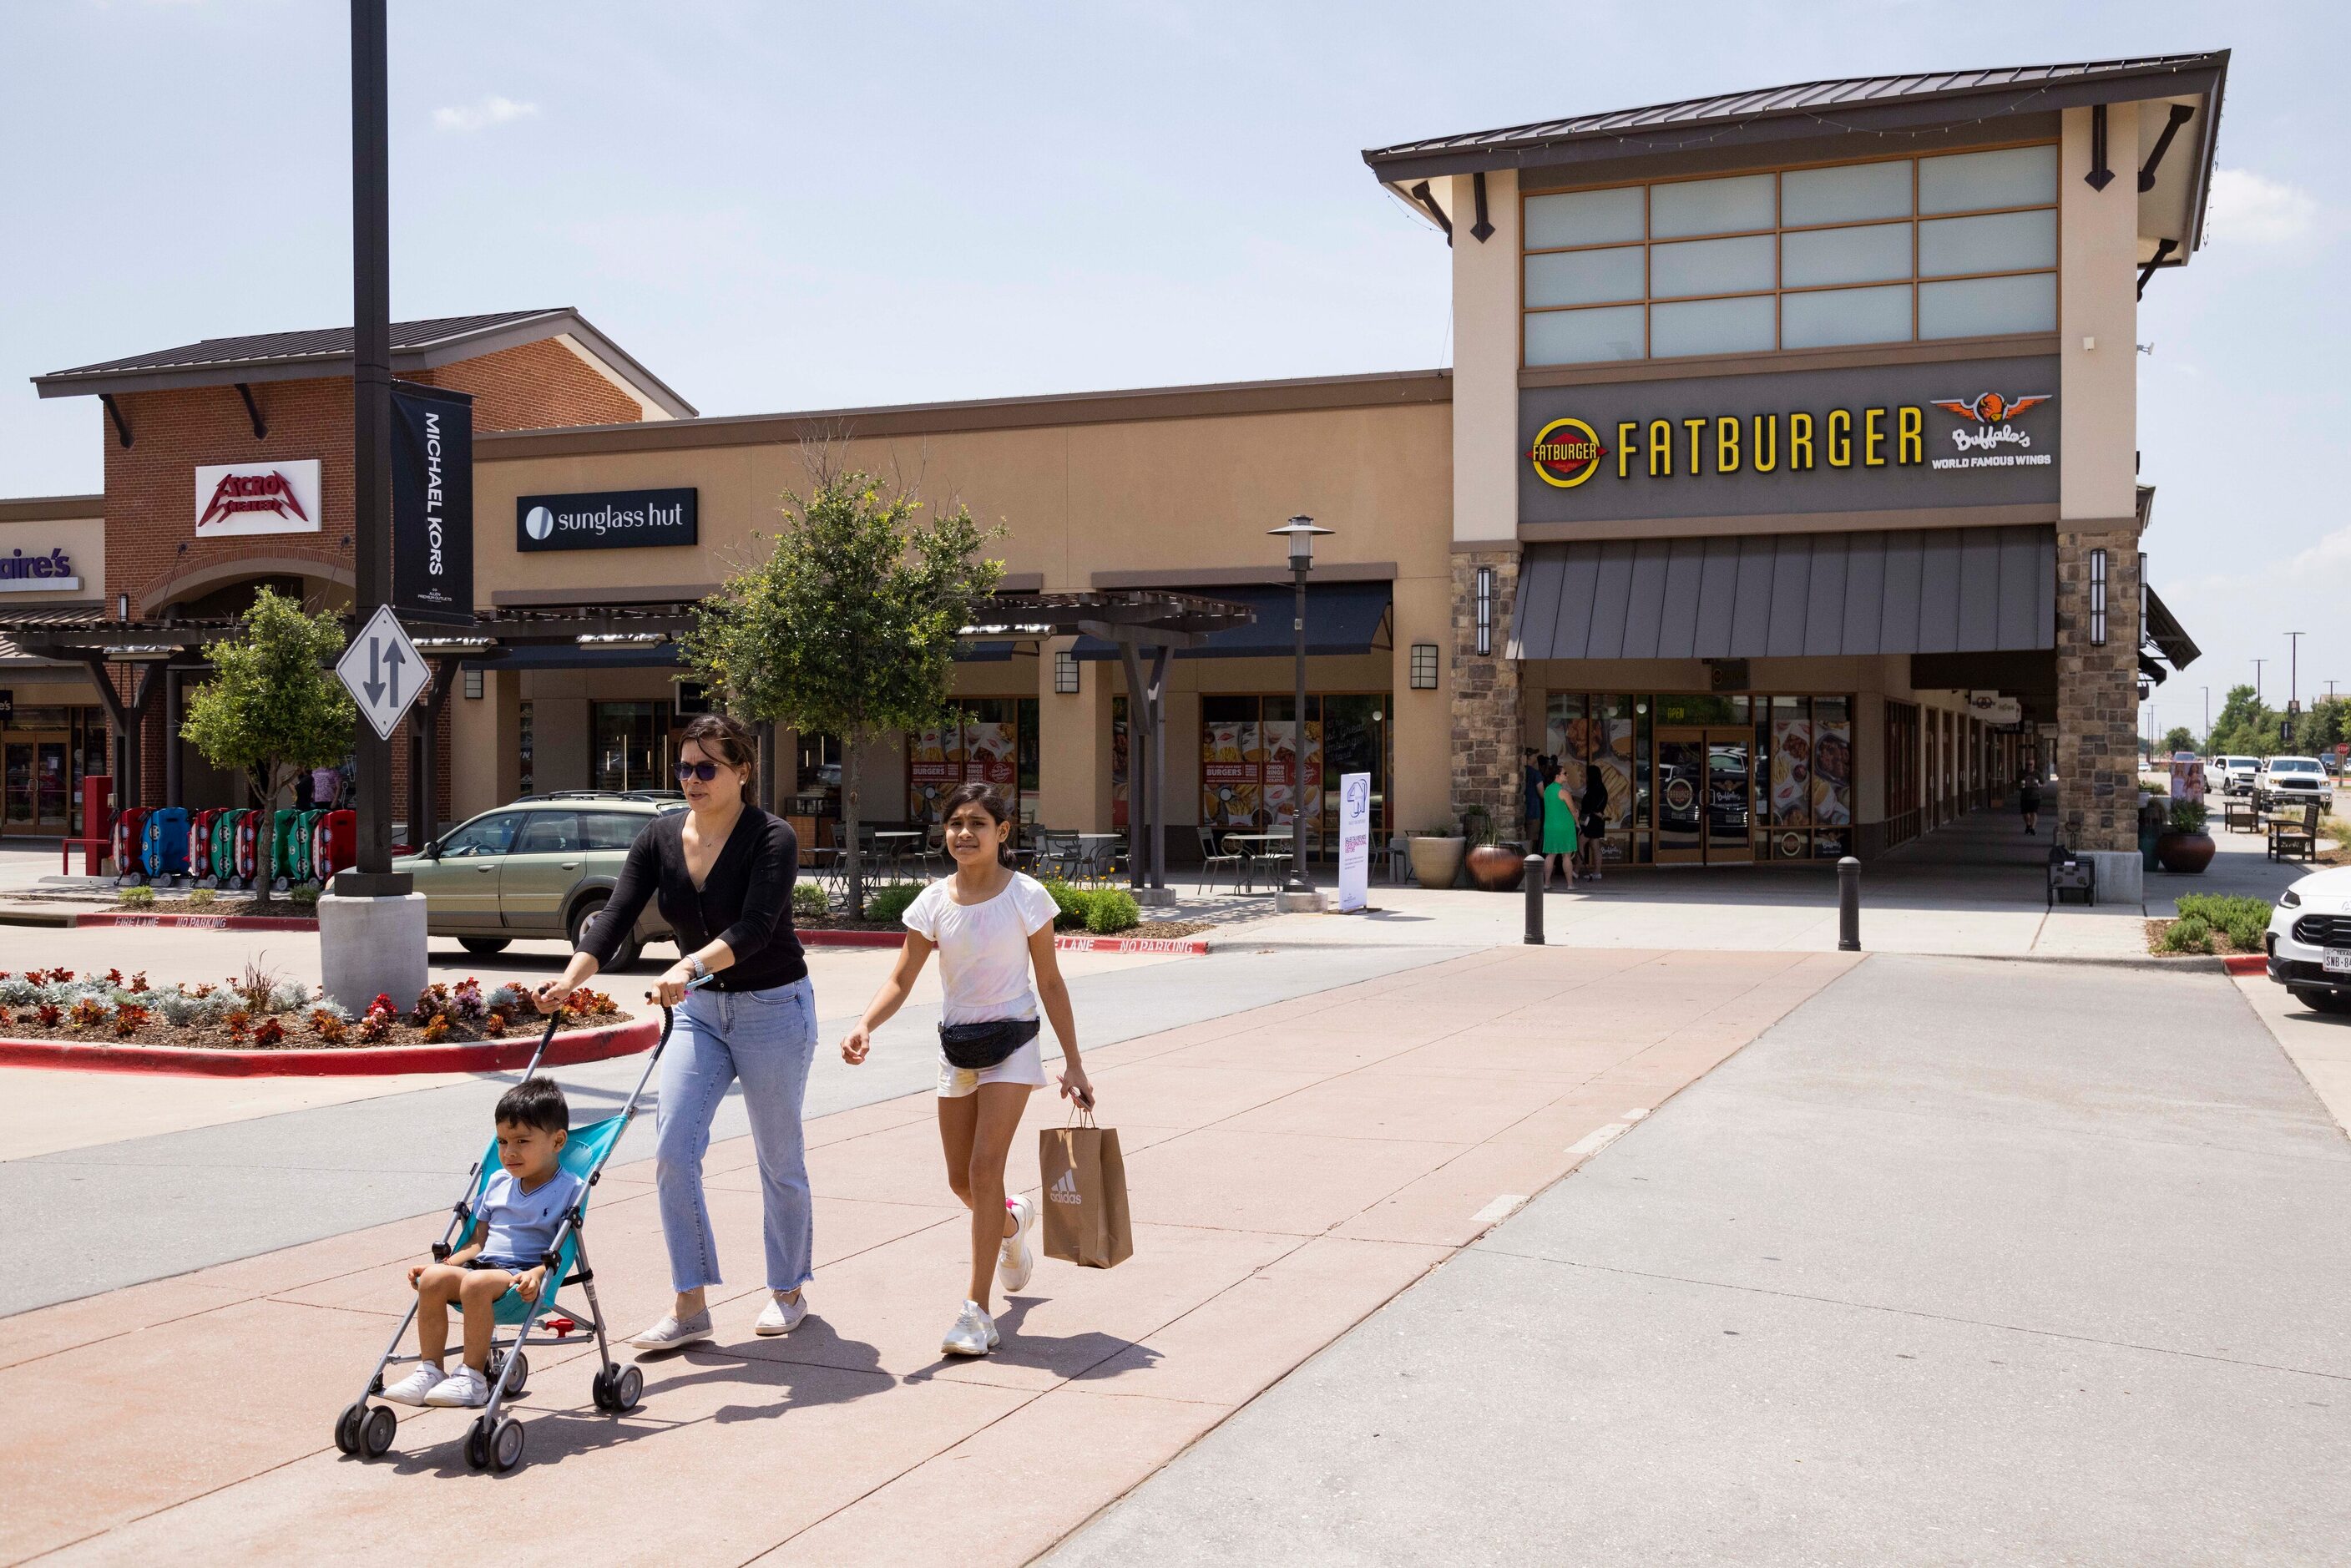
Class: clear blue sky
2,2,2338,736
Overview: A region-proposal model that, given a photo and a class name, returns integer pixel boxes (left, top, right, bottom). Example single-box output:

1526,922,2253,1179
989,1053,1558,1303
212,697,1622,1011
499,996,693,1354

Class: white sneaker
942,1299,999,1357
381,1363,445,1405
998,1195,1037,1293
754,1292,807,1336
629,1310,713,1352
422,1364,489,1408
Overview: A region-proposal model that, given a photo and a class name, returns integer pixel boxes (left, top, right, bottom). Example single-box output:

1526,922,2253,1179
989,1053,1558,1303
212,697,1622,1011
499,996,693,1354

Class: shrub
793,881,830,920
251,1017,286,1048
117,886,155,908
2166,799,2208,834
68,997,108,1029
2176,893,2273,928
2161,916,2213,953
863,882,923,926
0,978,33,1009
186,888,217,907
310,1009,350,1045
159,991,203,1027
2222,914,2268,952
290,886,320,908
1039,880,1088,929
113,1004,150,1039
1084,888,1141,934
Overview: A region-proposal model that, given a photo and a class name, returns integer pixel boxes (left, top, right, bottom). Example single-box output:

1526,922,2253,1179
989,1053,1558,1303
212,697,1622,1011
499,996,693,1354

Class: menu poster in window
909,722,963,823
1811,717,1853,826
1201,722,1261,829
1599,714,1636,831
966,721,1016,791
1262,721,1323,830
1771,718,1813,825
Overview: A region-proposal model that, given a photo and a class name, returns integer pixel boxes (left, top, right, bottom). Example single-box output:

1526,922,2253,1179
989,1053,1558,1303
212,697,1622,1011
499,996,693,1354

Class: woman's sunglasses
675,761,725,782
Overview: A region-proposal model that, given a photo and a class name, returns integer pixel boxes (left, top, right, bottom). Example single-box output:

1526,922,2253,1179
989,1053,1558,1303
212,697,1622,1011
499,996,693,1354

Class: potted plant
1463,807,1526,893
1408,824,1466,890
2155,798,2216,874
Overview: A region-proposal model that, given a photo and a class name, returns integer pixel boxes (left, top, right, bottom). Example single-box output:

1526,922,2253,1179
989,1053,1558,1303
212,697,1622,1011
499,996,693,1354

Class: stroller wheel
614,1364,643,1412
504,1351,528,1396
589,1367,614,1411
361,1404,397,1458
463,1417,493,1471
334,1402,366,1454
490,1416,527,1473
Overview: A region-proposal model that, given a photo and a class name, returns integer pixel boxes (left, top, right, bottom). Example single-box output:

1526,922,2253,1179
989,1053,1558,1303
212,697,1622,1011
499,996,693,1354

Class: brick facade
1448,548,1522,835
2053,528,2141,854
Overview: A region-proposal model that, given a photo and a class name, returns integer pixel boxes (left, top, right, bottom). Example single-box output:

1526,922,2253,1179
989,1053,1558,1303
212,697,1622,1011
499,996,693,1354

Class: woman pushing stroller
841,781,1094,1357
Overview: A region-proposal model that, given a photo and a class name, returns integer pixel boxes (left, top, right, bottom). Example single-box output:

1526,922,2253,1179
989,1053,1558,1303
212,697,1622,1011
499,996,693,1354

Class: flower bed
0,966,623,1050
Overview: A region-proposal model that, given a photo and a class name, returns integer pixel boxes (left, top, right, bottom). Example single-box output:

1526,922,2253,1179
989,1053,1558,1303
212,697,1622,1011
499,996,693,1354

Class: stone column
1448,548,1521,832
2055,528,2141,852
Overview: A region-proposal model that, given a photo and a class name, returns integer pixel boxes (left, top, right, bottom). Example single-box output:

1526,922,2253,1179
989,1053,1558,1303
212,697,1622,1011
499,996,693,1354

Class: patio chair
1034,830,1079,883
1383,832,1410,884
1196,827,1246,893
2222,796,2257,834
2269,802,2320,863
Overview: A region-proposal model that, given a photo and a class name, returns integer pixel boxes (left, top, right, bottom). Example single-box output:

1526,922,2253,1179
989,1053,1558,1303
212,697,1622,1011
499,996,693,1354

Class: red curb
2222,954,2269,977
76,913,319,933
797,928,1206,956
0,1015,661,1078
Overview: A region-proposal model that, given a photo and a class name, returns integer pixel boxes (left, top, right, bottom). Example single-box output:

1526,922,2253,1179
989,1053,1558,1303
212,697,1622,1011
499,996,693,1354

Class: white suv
2212,756,2260,796
2257,756,2333,812
2268,866,2351,1013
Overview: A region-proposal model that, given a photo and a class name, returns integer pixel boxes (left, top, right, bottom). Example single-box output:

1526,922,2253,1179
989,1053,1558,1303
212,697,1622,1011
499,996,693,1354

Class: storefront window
1813,697,1853,857
3,706,105,835
592,701,672,792
1197,693,1369,860
909,700,1027,824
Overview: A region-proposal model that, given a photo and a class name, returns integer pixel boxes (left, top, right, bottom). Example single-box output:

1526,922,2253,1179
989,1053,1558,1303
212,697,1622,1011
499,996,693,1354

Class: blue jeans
653,979,817,1295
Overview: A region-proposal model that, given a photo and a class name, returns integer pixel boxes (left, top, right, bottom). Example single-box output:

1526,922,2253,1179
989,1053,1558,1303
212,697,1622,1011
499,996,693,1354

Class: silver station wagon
396,792,684,969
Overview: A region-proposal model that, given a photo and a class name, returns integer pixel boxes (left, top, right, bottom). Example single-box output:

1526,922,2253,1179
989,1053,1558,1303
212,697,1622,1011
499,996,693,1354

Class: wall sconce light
463,667,483,701
2089,549,2108,646
1409,643,1439,690
1054,650,1080,695
1474,566,1494,656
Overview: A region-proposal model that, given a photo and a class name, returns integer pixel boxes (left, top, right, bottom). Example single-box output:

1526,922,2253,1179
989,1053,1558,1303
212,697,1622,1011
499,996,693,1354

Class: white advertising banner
1337,771,1371,913
194,459,322,538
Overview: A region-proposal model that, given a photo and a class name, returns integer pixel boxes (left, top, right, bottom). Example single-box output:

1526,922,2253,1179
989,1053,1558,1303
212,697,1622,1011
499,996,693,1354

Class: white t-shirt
475,1166,585,1263
902,872,1061,1026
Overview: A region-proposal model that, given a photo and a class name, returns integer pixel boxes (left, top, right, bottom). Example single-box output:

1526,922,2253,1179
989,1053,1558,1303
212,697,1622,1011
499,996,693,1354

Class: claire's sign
516,488,697,552
0,548,80,594
1520,354,2060,524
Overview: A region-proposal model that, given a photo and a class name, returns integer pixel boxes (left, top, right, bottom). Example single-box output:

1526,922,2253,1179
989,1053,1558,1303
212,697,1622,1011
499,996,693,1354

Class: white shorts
937,1036,1049,1098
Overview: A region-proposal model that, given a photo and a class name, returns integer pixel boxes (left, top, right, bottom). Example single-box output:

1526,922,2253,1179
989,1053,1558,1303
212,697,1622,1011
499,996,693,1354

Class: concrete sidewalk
1050,953,2351,1565
0,946,1856,1565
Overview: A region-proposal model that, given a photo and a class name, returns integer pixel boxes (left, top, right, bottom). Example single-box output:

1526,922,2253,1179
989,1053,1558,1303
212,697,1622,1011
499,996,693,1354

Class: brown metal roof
1365,53,2229,179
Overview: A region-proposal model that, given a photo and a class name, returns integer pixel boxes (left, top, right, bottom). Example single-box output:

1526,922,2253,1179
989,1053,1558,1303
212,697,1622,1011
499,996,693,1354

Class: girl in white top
841,781,1092,1358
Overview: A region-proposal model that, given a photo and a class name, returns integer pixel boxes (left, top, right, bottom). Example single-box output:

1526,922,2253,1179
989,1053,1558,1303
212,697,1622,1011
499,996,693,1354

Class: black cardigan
577,806,806,992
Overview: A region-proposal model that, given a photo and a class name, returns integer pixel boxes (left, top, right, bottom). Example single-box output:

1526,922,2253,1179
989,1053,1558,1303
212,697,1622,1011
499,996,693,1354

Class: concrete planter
1465,844,1526,893
1409,835,1466,890
2156,830,2216,874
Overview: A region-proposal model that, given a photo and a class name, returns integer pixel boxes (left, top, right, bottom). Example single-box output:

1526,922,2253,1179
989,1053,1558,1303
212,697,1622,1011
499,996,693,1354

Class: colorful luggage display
232,809,264,886
212,809,246,888
292,808,327,884
311,808,356,886
188,808,223,883
271,807,308,888
141,807,191,880
112,808,149,884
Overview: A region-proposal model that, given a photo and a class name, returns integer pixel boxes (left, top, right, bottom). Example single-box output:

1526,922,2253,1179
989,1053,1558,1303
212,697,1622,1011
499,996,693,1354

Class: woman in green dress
1540,760,1580,887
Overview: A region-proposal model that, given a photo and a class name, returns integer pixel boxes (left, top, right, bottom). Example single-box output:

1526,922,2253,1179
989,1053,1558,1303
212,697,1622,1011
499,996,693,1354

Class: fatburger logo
1529,417,1608,488
199,470,310,528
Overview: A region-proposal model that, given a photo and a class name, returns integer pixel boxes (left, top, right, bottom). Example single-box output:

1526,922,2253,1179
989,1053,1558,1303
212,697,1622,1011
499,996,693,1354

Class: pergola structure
0,589,1253,893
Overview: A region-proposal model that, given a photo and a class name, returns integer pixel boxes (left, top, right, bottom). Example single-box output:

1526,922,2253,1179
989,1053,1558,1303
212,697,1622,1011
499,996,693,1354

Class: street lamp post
1268,516,1332,905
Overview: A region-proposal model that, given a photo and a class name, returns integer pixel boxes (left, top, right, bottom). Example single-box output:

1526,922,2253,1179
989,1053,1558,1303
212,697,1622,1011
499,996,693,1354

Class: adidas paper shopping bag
1039,1109,1132,1269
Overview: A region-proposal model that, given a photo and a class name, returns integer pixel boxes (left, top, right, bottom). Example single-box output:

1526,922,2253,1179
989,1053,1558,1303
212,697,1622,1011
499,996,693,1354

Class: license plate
2325,950,2351,975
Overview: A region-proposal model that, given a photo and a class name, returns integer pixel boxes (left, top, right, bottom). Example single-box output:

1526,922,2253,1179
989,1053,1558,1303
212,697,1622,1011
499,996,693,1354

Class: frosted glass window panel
1781,284,1912,349
1524,186,1645,250
1649,173,1774,239
1919,273,2056,338
1919,209,2056,276
1651,295,1774,357
1781,222,1913,287
1524,245,1646,308
1781,161,1912,225
1526,305,1646,365
1918,144,2058,215
1650,234,1773,298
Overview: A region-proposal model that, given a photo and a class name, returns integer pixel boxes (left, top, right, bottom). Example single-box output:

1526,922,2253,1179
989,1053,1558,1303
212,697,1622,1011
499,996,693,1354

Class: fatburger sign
193,460,322,539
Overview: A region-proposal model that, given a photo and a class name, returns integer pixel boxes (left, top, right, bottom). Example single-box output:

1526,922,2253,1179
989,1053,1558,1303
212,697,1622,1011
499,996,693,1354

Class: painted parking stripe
1568,1122,1632,1157
1472,1194,1528,1225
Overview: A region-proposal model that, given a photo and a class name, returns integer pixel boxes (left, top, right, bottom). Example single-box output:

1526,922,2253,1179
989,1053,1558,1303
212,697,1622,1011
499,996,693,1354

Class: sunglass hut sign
1518,354,2060,525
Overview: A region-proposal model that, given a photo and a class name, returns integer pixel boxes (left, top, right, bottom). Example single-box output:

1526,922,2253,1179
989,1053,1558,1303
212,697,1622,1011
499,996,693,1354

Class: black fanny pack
938,1017,1040,1070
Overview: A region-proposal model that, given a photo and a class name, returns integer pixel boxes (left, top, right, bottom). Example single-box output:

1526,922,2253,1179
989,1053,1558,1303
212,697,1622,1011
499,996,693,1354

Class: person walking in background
2019,772,2042,836
1576,763,1610,882
1521,748,1543,852
1540,758,1579,887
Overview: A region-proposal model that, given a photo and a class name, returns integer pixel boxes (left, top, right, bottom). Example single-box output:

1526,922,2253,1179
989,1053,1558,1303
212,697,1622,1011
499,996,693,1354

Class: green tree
683,468,1002,916
2206,684,2280,760
2161,726,2196,756
180,588,356,900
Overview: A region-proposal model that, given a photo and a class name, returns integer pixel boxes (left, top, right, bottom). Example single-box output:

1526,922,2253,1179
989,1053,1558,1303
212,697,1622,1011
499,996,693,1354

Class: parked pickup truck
2256,756,2334,814
2211,756,2261,797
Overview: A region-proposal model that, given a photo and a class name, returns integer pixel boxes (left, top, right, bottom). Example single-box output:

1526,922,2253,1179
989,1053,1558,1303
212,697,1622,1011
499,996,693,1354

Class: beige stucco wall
1450,169,1519,546
2060,102,2141,526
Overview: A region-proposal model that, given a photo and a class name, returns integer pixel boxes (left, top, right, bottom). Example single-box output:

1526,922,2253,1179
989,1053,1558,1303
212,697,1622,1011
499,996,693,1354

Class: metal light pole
1268,516,1332,900
2287,631,2304,714
2252,658,2267,709
344,0,405,897
2202,685,2210,749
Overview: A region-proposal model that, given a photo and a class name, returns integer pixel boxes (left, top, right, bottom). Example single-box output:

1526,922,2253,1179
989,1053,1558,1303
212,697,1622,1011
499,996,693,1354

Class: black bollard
1524,852,1545,945
1838,856,1861,951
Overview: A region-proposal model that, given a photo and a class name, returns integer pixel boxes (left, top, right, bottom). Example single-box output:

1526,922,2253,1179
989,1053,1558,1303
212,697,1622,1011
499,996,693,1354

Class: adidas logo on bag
1049,1167,1081,1206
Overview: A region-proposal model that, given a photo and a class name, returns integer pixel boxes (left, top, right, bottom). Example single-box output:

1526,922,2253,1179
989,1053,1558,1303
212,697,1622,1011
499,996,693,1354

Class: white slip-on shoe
381,1364,445,1406
998,1195,1037,1293
941,1299,999,1357
754,1292,808,1336
629,1310,714,1353
422,1364,489,1408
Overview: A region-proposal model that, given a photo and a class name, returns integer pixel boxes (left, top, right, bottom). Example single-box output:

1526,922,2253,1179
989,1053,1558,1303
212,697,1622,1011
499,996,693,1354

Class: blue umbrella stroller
332,982,701,1473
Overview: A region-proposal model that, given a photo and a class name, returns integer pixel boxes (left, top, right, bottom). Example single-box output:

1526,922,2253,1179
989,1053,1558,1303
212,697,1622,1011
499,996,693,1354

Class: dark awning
1513,526,2055,661
1070,583,1390,660
2142,585,2201,670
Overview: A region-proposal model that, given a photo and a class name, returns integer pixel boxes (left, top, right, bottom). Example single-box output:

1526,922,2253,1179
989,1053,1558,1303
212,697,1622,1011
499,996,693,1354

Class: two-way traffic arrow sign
337,604,427,741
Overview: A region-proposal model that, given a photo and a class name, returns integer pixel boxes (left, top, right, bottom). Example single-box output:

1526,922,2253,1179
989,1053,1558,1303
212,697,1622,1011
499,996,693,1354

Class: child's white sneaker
423,1364,490,1407
381,1364,444,1405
